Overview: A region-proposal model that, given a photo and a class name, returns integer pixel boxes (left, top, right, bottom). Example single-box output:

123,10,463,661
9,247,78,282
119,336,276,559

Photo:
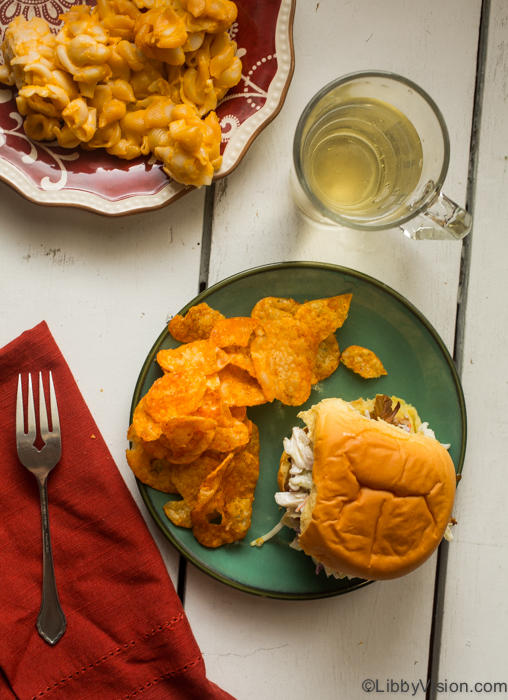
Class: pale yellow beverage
302,97,423,223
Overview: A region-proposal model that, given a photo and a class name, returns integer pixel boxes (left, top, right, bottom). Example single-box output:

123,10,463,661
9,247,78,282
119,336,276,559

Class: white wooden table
1,0,506,697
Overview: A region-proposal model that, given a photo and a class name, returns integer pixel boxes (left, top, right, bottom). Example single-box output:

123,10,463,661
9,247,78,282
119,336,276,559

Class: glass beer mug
291,71,472,240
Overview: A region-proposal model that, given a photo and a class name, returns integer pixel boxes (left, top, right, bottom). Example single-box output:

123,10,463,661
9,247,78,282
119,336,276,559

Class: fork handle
37,477,67,645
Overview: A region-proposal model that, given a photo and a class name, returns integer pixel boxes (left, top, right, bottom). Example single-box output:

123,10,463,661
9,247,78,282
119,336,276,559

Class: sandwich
254,395,457,581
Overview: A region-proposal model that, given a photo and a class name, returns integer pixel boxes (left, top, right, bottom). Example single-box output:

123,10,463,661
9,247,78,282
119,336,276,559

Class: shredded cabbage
418,421,436,439
275,492,307,508
283,427,313,471
444,523,454,542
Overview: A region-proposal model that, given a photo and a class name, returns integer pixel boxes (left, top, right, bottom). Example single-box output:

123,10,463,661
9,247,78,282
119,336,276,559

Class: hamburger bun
278,397,456,581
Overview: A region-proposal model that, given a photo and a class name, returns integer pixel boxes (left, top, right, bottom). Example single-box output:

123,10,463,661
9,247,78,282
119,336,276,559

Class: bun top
297,398,456,580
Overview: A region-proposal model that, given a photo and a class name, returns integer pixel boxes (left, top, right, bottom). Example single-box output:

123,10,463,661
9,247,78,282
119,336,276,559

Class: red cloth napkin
0,322,236,700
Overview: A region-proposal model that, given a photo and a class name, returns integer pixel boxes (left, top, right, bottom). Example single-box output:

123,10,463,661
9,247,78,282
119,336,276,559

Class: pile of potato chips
126,293,387,548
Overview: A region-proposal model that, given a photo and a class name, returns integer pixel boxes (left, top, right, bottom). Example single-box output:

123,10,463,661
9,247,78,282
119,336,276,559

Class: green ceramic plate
131,262,466,600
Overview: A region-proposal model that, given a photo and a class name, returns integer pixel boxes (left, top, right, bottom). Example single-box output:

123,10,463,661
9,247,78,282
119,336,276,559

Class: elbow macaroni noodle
0,0,241,187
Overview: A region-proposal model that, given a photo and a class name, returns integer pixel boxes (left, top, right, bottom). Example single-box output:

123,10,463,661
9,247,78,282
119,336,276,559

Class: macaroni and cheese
0,0,241,187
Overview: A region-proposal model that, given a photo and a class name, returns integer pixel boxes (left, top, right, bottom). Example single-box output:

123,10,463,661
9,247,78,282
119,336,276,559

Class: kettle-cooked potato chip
126,431,179,494
209,317,260,348
208,419,250,452
139,435,173,461
163,451,225,528
163,500,192,528
230,405,247,422
168,303,225,343
192,386,223,420
222,344,257,377
161,415,217,463
294,293,352,344
191,448,259,547
205,373,221,390
242,421,260,461
170,453,223,505
250,296,300,321
145,370,208,422
192,453,235,510
218,364,267,407
157,340,230,375
250,318,318,406
340,345,387,379
132,396,163,442
311,333,340,384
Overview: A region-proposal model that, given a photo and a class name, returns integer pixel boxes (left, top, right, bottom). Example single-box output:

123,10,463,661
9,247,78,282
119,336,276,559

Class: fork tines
16,372,61,447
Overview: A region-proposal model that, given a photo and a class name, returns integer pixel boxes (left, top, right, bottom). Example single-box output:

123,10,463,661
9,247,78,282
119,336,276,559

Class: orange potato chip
163,452,225,529
139,435,173,461
241,417,253,442
294,294,352,344
250,318,318,406
224,450,259,501
217,402,234,426
217,404,252,438
218,364,267,407
163,500,192,528
241,421,260,461
131,396,163,442
126,436,178,494
222,345,257,377
160,415,217,463
193,453,235,510
209,317,260,348
157,340,230,375
202,398,248,434
144,370,207,423
208,419,250,452
205,373,221,390
340,345,388,379
191,450,259,547
141,430,219,467
168,303,225,343
170,453,223,505
230,405,247,422
250,296,300,321
311,333,340,384
192,387,223,421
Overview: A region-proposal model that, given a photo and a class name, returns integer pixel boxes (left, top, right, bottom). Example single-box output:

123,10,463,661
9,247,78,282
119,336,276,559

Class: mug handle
400,192,472,240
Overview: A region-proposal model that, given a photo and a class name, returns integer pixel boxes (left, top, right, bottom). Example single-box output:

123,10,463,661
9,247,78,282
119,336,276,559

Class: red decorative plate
0,0,295,215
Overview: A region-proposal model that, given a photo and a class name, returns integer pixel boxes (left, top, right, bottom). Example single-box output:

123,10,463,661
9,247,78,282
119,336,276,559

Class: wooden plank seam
426,1,491,698
176,181,217,605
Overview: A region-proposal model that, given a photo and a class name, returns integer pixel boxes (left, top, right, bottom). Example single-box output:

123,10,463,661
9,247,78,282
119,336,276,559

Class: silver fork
16,372,67,645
